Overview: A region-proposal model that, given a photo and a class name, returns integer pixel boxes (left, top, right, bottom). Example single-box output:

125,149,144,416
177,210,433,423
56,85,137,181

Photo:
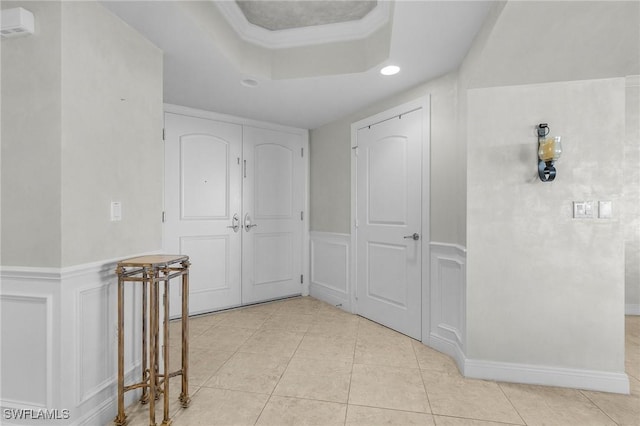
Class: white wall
624,77,640,314
1,1,63,267
60,1,164,266
466,78,626,373
468,1,639,89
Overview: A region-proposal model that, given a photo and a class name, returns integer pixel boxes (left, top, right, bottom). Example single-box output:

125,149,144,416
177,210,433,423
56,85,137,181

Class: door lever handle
226,213,240,233
244,213,258,232
403,233,420,241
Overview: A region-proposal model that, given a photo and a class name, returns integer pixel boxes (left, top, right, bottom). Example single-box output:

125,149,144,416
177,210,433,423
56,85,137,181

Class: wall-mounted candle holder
537,123,562,182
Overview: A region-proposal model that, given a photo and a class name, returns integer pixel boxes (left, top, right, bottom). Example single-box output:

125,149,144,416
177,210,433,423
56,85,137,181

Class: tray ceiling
236,1,377,31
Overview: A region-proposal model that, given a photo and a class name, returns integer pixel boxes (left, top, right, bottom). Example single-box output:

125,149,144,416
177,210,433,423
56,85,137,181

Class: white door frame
162,103,310,299
350,95,431,344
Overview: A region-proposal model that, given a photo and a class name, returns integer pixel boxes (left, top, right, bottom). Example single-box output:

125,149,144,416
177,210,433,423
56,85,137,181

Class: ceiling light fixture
380,65,400,76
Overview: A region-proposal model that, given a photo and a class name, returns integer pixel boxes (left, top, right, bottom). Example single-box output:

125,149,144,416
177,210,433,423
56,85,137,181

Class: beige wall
1,0,163,267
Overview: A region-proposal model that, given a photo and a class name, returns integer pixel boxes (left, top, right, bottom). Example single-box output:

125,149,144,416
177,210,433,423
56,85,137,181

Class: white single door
356,108,423,339
242,126,304,304
164,113,243,316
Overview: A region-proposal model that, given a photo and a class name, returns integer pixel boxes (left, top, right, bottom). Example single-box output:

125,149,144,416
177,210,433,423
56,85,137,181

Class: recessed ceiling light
380,65,400,76
241,78,259,87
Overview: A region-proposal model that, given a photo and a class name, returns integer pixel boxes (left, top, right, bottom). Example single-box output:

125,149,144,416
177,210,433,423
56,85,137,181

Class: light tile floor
122,297,640,426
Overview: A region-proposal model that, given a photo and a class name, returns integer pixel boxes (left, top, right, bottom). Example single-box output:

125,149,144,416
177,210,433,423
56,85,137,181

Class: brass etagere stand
114,255,191,426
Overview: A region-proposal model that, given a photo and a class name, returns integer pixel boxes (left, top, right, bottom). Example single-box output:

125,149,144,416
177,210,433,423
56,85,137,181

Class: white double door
164,113,305,317
355,106,424,340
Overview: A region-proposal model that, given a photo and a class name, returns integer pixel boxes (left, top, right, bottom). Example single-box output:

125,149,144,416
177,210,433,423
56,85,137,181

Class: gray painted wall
1,1,163,267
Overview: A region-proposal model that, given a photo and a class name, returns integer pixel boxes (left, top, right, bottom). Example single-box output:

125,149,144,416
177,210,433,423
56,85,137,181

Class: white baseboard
464,358,630,395
625,304,640,315
309,283,350,310
429,333,466,375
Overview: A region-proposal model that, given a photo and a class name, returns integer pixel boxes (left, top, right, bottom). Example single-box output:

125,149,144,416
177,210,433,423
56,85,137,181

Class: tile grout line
342,317,365,425
578,389,621,426
434,413,527,426
186,301,278,424
249,300,286,426
496,383,528,426
411,340,435,423
253,301,322,425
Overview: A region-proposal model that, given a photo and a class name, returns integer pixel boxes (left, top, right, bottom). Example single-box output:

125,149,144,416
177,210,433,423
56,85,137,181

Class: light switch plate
111,201,122,221
573,201,593,219
599,201,612,219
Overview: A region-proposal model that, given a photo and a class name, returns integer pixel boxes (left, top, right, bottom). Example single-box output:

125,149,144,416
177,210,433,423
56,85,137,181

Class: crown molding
214,0,393,49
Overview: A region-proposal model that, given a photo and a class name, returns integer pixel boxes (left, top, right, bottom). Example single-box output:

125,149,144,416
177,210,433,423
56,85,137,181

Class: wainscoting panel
0,255,150,425
309,232,350,311
77,285,112,404
429,242,467,370
0,293,52,409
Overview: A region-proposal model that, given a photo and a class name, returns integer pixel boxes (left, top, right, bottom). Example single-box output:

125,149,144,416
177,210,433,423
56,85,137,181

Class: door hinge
352,146,358,156
301,147,304,157
162,211,166,223
162,128,165,141
354,219,359,228
300,274,304,284
300,211,304,221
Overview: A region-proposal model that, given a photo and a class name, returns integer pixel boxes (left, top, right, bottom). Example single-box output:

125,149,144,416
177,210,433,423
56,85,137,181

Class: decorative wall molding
0,294,53,409
0,252,155,424
429,242,466,373
309,231,351,311
464,358,630,395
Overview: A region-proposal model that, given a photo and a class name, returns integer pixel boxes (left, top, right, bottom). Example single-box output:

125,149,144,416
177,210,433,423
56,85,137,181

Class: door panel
368,136,408,225
180,236,230,292
164,113,242,317
242,126,303,304
356,108,422,339
255,144,293,217
367,242,409,307
181,135,229,219
254,233,293,285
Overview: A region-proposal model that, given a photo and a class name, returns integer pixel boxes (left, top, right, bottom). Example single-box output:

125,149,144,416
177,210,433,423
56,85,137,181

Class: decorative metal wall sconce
537,123,562,182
